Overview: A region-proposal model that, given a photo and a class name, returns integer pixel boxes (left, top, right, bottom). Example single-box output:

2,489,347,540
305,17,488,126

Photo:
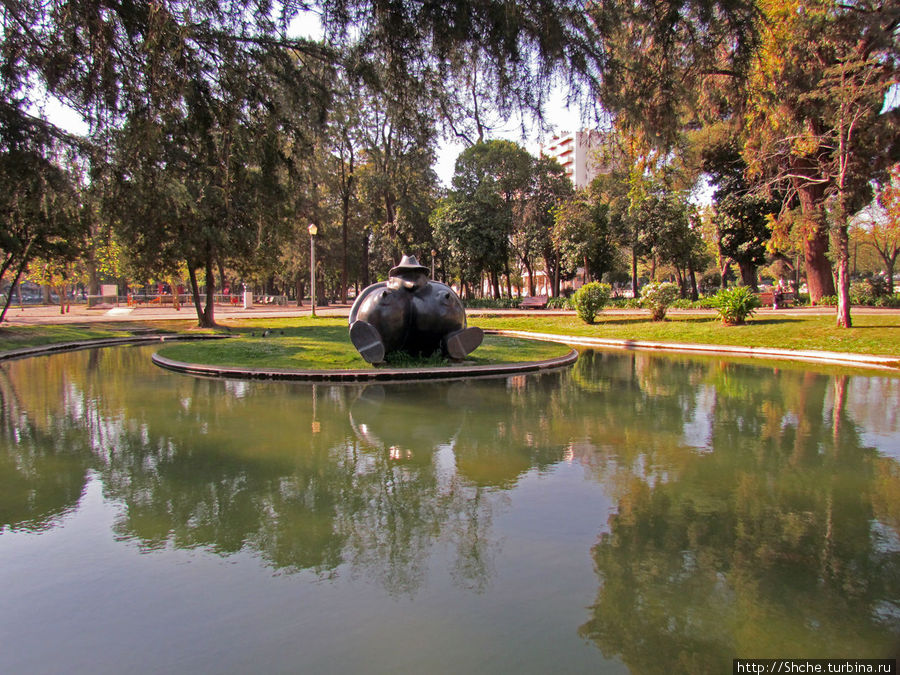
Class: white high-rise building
541,130,603,189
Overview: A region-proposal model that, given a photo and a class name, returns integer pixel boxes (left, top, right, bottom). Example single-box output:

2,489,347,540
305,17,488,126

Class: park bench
519,295,548,309
758,290,795,308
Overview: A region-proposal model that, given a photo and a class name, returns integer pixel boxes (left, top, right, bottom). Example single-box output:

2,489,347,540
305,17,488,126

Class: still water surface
1,346,899,674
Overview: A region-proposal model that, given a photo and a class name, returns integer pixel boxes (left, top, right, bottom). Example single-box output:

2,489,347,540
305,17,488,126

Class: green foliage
608,297,643,309
849,281,875,305
573,282,612,324
436,140,533,296
874,294,900,308
640,282,679,321
850,277,891,306
515,157,574,298
463,298,521,309
546,297,573,309
710,286,762,325
817,295,839,307
553,191,618,284
671,297,716,309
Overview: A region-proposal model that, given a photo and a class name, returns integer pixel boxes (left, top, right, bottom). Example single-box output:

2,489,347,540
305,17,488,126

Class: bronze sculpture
349,255,483,364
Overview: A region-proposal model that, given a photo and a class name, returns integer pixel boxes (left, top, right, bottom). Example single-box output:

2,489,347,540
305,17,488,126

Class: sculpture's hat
390,255,429,277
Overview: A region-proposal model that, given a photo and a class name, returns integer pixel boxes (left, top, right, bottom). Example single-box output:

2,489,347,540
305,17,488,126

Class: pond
1,345,899,674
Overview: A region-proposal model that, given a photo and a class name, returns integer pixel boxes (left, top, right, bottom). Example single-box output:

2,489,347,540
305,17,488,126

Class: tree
703,143,779,291
438,140,532,298
354,92,440,280
591,128,660,298
0,136,84,322
514,156,573,296
108,34,331,326
741,0,899,317
864,167,900,294
553,190,618,286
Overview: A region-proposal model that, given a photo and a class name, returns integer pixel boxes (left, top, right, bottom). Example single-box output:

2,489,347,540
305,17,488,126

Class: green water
1,346,898,674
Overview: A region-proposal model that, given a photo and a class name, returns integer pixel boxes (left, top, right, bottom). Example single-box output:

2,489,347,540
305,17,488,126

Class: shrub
710,286,761,325
463,297,520,309
608,297,641,309
816,295,838,307
850,278,890,306
640,282,679,321
547,296,572,310
875,294,900,308
849,281,874,305
573,282,611,323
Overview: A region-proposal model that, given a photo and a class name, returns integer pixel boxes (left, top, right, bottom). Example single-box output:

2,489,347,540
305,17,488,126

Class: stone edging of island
491,330,900,372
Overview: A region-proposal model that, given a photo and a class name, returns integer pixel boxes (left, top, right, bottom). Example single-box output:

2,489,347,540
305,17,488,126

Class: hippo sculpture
349,255,483,364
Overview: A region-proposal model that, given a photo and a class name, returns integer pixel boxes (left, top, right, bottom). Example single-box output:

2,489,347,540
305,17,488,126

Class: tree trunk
674,267,685,298
736,260,759,291
835,223,852,328
187,265,205,322
217,259,227,293
795,183,835,302
553,253,561,298
295,273,304,307
689,263,699,301
887,259,896,295
0,251,32,323
720,261,729,289
341,193,350,304
523,259,536,296
631,248,638,298
362,229,371,288
202,254,216,327
875,248,897,295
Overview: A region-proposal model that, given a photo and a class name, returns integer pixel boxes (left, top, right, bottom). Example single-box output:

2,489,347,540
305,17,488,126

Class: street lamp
308,223,318,317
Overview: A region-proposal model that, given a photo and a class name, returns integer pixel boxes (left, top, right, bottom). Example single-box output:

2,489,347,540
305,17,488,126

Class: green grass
2,312,898,369
155,322,571,370
0,321,194,351
470,312,900,358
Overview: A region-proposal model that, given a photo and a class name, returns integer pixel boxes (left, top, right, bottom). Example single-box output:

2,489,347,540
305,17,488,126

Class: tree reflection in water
0,345,898,667
573,352,900,670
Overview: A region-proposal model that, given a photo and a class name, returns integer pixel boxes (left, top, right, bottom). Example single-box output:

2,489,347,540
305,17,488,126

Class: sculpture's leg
443,327,484,360
350,320,386,364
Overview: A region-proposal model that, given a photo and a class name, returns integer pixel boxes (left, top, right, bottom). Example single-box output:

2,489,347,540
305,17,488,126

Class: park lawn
156,324,571,370
1,312,898,365
469,312,900,357
0,321,191,351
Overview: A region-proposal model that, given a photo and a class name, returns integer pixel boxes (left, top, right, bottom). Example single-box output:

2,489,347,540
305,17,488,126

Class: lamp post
308,223,318,317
